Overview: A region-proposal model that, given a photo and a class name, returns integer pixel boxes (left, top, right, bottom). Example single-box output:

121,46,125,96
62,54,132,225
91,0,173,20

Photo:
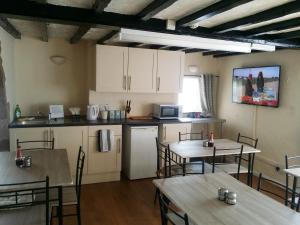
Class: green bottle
15,104,21,120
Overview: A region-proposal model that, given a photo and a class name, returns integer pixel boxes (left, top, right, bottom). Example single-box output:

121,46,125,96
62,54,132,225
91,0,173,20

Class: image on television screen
232,66,280,107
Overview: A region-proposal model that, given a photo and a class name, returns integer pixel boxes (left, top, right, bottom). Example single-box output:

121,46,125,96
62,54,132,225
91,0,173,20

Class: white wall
14,37,89,116
217,50,300,182
0,27,16,121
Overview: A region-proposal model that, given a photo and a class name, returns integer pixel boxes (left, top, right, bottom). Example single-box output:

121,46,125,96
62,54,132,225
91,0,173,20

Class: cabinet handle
123,76,127,90
128,76,131,91
157,77,160,92
164,127,166,141
118,138,121,153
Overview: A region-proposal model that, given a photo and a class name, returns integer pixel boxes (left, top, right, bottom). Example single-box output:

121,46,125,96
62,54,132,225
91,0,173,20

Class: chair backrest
155,138,172,178
0,176,50,225
158,190,189,225
75,146,85,203
17,138,55,151
257,173,286,202
179,131,204,141
237,133,258,148
212,145,243,179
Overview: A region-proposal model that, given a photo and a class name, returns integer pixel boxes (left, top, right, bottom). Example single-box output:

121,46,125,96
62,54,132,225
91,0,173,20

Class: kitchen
1,1,300,225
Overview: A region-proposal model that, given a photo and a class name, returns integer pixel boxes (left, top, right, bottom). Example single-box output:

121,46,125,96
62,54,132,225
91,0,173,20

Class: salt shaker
226,192,237,205
218,187,229,201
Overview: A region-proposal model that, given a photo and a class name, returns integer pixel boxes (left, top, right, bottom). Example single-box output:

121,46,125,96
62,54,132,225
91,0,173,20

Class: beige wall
14,37,89,116
0,27,16,121
217,50,300,182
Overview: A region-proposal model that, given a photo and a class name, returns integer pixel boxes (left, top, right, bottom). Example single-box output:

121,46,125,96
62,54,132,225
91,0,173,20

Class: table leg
58,186,63,225
250,153,255,187
183,158,186,176
291,177,297,210
247,154,252,186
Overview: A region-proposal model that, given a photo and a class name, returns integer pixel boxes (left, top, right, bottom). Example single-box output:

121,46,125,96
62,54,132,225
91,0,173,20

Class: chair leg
77,204,82,225
154,188,159,204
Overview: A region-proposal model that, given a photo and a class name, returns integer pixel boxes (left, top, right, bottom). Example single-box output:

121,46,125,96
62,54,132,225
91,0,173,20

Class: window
178,76,202,113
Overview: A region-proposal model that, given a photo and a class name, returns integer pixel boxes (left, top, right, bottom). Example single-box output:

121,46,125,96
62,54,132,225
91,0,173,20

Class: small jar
218,187,229,201
226,192,237,205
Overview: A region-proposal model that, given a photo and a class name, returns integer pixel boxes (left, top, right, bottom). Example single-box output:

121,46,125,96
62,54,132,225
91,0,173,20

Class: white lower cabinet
161,123,192,142
9,124,123,184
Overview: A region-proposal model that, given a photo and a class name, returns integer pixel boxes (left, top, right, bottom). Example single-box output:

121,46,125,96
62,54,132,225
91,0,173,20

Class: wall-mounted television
232,65,280,107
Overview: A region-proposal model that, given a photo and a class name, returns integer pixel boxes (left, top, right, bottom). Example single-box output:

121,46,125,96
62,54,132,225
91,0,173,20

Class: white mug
100,111,108,120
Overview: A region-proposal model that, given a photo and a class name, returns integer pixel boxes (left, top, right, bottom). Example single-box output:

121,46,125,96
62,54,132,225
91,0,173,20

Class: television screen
232,66,280,107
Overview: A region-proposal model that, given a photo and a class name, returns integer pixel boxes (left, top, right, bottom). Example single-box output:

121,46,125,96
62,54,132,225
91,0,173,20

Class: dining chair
0,176,50,225
51,146,85,225
284,154,300,209
257,173,293,208
237,133,258,186
178,131,207,174
17,138,55,151
158,190,194,225
211,145,247,180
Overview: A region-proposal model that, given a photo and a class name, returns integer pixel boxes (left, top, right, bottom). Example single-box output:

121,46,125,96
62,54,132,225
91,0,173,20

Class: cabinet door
162,123,191,142
96,45,128,92
9,127,49,151
88,135,122,174
50,126,88,177
157,50,185,93
128,48,156,93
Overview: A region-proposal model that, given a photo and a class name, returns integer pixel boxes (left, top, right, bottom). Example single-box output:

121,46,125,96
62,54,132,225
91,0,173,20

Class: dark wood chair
0,176,50,225
51,146,85,225
237,133,258,186
212,146,247,180
17,138,55,151
256,173,298,210
178,131,207,174
158,190,194,225
284,154,300,210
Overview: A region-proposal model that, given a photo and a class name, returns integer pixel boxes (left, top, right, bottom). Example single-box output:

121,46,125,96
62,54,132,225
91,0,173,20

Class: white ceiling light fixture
251,43,276,52
108,28,252,53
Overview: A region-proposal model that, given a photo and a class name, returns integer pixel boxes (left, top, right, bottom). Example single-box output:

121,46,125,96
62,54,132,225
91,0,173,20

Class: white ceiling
6,0,300,42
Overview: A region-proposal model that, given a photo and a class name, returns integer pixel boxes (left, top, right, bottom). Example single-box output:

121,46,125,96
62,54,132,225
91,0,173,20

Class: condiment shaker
226,192,237,205
218,187,229,201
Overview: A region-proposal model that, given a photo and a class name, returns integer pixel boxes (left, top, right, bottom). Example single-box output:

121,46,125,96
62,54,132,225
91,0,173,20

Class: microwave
153,104,181,119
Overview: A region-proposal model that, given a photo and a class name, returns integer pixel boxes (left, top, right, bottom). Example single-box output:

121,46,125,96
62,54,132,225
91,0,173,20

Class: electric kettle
87,105,99,120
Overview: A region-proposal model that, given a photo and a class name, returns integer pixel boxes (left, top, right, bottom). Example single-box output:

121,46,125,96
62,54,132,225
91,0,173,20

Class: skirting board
82,172,121,184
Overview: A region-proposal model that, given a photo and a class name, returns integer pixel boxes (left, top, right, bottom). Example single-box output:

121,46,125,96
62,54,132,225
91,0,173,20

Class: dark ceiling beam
137,0,178,21
177,0,252,27
202,51,227,56
97,30,119,44
70,0,112,44
213,50,261,58
0,17,21,39
185,49,206,53
1,0,300,49
263,30,300,41
237,17,300,37
40,0,48,42
212,1,300,33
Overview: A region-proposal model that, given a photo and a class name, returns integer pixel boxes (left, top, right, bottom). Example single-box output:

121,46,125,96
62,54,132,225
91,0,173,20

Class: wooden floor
56,174,287,225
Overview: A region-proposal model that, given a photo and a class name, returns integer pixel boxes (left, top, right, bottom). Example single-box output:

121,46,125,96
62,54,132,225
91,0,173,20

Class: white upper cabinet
95,45,185,94
96,45,128,92
156,50,185,93
127,48,156,93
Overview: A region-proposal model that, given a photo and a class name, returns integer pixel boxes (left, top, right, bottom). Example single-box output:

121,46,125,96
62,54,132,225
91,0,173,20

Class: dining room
1,0,300,225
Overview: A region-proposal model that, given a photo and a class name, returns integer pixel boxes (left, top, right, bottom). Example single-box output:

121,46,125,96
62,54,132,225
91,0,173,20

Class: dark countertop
9,117,226,128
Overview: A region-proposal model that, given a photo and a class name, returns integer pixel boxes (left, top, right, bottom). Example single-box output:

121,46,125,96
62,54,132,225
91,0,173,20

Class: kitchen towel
98,129,114,152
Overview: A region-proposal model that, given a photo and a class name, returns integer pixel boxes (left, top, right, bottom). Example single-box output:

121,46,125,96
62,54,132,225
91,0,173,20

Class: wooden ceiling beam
177,0,252,27
39,0,48,42
212,1,300,33
202,51,227,56
97,30,119,44
1,1,300,49
70,0,112,44
263,30,300,41
0,17,21,39
213,50,261,58
137,0,178,21
184,49,206,53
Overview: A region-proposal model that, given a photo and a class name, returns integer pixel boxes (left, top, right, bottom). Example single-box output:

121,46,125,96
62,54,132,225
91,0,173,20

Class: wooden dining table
283,167,300,210
153,173,300,225
0,149,73,225
165,138,261,185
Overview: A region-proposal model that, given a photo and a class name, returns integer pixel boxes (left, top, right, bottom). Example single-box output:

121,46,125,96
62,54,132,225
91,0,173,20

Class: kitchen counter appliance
153,104,181,119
